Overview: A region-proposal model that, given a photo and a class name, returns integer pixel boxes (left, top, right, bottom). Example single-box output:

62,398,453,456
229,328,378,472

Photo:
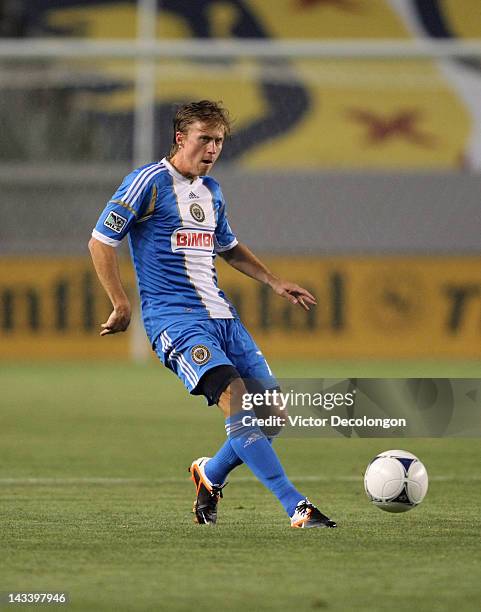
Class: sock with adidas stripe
223,410,304,516
204,436,275,485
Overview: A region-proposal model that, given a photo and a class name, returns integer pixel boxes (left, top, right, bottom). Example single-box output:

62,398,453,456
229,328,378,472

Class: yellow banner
0,258,132,360
43,2,472,170
1,256,480,360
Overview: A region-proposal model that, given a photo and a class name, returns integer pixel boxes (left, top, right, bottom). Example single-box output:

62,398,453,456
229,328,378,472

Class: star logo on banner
296,0,361,11
346,108,437,147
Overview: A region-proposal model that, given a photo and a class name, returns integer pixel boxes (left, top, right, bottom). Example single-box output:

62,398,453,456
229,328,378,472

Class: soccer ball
364,449,428,513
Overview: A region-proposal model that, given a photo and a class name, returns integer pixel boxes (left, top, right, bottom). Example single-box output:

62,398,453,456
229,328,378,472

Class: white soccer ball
364,449,428,513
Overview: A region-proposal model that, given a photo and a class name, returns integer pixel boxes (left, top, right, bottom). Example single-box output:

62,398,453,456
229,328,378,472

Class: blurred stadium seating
1,0,480,361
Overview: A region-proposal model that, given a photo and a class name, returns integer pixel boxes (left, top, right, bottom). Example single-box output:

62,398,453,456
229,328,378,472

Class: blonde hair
169,100,231,156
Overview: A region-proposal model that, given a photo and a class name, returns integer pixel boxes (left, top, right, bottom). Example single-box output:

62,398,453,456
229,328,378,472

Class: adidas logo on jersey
188,191,199,199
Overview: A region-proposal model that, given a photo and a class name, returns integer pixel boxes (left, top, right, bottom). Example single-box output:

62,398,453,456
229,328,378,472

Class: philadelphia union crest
190,203,205,223
191,345,211,365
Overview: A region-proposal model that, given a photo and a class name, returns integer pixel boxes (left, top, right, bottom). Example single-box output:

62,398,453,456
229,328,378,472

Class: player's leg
187,359,281,521
193,314,293,493
154,322,292,524
154,324,237,524
201,319,281,485
217,319,336,527
193,364,337,527
153,322,278,524
188,317,280,487
154,321,336,527
216,378,336,527
225,318,285,436
201,384,278,487
195,365,243,485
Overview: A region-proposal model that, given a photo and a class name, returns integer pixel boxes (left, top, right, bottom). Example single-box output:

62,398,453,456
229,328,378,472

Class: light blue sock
224,410,304,516
204,439,243,484
205,437,274,485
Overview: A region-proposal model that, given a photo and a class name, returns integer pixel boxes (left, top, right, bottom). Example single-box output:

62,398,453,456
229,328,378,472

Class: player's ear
175,131,184,148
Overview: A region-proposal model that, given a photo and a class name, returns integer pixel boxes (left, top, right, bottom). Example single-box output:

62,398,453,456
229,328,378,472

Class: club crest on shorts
191,344,211,365
189,203,205,223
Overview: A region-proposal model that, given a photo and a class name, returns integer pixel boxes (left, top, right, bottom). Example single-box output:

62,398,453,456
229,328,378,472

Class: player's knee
254,405,286,438
196,364,245,417
196,367,284,432
219,377,249,418
247,384,286,437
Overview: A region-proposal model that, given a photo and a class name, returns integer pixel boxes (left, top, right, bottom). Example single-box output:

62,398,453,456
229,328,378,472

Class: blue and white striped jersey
92,158,238,344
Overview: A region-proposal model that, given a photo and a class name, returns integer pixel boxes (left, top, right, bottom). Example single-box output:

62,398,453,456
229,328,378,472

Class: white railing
1,38,481,59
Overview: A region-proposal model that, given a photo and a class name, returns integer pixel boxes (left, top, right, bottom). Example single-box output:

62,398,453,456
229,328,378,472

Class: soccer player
89,100,336,529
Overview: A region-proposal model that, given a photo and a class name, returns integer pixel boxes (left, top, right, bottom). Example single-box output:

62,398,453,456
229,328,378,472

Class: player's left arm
219,243,317,311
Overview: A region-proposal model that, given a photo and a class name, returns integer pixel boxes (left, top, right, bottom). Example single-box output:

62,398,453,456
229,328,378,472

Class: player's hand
100,303,131,336
269,279,317,311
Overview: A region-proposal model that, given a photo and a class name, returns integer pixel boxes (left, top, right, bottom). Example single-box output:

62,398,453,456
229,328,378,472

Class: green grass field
1,362,480,611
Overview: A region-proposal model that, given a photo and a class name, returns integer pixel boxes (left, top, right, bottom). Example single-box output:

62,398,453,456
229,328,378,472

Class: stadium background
1,0,481,363
1,3,481,612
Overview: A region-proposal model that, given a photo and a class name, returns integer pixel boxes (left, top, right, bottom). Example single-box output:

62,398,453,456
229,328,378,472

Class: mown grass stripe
0,475,479,485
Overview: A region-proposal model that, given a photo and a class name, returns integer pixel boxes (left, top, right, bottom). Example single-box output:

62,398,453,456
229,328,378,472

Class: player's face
174,121,225,177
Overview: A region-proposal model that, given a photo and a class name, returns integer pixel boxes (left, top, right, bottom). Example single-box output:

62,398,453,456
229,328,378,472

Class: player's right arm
88,238,131,335
89,164,159,335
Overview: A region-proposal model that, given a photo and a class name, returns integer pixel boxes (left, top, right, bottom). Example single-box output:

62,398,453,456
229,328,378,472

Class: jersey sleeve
92,168,157,246
214,194,238,253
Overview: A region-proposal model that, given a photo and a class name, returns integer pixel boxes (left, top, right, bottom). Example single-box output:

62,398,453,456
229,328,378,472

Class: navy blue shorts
154,318,277,401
